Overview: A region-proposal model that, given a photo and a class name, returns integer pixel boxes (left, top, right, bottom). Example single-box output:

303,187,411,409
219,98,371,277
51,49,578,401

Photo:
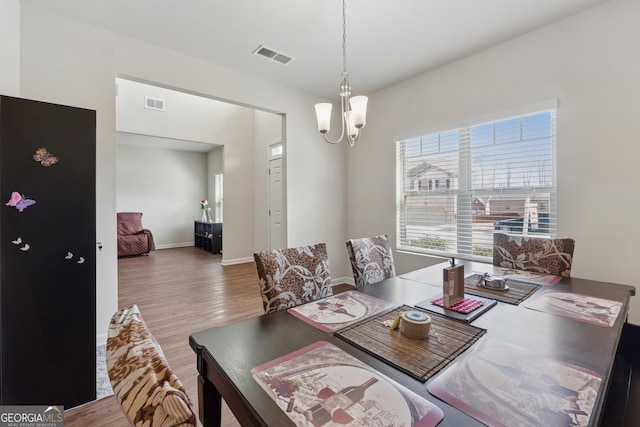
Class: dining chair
106,304,197,427
493,232,575,277
346,234,396,287
254,242,333,314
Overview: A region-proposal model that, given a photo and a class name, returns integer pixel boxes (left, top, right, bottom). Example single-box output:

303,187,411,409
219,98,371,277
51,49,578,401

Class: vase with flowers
200,199,211,222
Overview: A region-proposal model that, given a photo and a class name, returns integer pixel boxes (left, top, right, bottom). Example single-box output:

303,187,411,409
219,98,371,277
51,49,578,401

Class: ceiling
21,0,610,100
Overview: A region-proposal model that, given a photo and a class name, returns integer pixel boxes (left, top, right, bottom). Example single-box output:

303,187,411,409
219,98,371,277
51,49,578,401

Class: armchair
117,212,155,257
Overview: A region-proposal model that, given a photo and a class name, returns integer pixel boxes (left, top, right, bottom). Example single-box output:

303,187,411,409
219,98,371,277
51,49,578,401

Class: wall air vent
253,45,294,65
144,96,165,111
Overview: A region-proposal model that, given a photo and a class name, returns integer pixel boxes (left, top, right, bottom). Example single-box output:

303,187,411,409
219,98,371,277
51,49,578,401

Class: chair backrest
106,305,196,427
117,212,144,236
254,242,333,314
346,234,396,287
493,232,575,277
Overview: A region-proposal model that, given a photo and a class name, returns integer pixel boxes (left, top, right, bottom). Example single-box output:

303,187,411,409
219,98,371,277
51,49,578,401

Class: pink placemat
523,289,623,327
428,338,602,427
251,341,444,427
432,297,484,314
288,290,395,332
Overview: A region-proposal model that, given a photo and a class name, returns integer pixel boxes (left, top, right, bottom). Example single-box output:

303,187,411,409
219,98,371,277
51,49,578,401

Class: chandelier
314,0,368,147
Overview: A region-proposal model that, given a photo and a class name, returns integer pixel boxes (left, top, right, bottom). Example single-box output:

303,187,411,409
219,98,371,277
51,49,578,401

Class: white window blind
396,106,556,261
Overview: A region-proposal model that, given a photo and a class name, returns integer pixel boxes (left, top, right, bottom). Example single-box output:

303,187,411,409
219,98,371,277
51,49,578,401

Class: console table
194,221,222,254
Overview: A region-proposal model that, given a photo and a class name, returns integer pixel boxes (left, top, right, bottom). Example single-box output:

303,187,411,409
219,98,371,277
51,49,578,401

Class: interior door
0,95,96,408
269,156,285,250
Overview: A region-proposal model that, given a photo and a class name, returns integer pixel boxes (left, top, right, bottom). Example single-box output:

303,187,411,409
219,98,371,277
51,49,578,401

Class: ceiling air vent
253,45,294,65
144,96,165,111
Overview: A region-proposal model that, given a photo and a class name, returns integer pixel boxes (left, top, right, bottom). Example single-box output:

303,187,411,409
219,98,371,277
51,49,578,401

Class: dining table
189,260,636,427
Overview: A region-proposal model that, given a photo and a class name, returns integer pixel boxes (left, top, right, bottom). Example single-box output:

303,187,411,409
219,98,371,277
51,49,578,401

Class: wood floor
65,246,353,426
64,247,265,426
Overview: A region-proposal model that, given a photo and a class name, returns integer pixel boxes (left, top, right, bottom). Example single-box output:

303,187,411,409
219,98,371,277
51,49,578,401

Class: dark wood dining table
189,260,635,426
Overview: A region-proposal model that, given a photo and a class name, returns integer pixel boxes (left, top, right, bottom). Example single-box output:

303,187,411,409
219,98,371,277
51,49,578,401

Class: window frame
395,100,558,262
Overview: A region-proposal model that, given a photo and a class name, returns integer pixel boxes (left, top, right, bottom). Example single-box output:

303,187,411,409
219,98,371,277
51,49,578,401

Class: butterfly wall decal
33,147,59,167
11,237,30,251
5,191,36,212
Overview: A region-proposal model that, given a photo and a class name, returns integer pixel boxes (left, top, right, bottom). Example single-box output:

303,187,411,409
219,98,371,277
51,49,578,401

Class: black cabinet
194,221,222,254
0,96,96,408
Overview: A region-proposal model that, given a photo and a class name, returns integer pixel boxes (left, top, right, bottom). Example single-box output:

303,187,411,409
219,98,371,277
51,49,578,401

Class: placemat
523,289,623,328
464,274,540,305
251,341,445,427
335,305,486,382
288,290,395,332
427,338,602,427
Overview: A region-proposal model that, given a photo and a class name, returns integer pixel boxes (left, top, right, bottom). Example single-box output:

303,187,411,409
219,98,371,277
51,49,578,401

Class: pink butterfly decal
5,191,36,212
33,147,59,167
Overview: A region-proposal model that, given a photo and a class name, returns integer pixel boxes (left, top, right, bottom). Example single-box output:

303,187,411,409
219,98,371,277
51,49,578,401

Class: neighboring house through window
396,101,557,260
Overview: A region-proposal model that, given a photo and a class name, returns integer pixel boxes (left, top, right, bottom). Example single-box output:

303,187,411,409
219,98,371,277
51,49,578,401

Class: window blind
396,107,557,261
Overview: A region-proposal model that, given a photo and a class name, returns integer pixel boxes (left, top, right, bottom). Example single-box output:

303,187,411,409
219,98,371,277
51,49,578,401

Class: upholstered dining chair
346,234,396,287
493,232,575,277
254,242,333,314
106,305,197,427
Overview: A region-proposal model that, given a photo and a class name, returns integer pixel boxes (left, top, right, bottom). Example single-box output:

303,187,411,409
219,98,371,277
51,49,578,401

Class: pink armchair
117,212,155,257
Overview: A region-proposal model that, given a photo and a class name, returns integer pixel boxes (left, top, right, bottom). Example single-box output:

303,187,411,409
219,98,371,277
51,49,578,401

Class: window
214,173,223,222
270,142,283,159
396,103,557,260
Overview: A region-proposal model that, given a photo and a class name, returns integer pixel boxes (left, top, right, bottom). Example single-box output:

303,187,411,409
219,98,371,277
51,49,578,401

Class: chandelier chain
342,0,348,77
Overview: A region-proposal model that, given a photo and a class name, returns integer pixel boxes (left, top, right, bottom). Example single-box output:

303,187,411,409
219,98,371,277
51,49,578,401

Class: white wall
349,0,640,322
116,77,252,145
0,0,20,97
19,5,348,340
254,111,285,253
116,142,208,247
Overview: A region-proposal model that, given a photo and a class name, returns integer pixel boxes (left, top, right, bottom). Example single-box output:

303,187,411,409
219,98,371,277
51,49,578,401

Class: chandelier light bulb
314,103,332,133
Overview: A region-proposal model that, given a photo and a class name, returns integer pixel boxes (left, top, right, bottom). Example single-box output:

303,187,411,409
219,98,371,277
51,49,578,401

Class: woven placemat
335,305,486,382
464,274,540,305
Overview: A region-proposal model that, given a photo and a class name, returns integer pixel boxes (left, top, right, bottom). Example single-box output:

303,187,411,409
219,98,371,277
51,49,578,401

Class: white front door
269,156,285,250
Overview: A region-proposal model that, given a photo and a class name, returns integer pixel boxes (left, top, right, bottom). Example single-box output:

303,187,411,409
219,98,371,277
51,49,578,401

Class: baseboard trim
155,242,193,250
333,276,354,287
96,332,107,346
221,257,254,266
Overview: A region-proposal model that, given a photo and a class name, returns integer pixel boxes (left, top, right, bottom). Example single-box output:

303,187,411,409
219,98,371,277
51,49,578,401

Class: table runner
464,274,540,305
335,305,486,382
